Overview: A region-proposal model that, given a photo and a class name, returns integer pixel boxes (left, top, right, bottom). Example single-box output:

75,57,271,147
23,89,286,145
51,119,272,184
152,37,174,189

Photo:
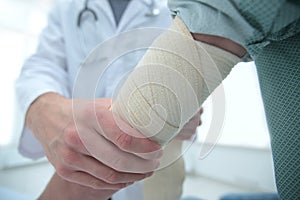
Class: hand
26,92,161,190
39,172,116,200
174,107,203,141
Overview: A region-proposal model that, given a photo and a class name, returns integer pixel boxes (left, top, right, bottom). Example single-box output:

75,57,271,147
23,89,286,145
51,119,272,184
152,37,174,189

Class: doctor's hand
26,92,162,190
174,107,203,141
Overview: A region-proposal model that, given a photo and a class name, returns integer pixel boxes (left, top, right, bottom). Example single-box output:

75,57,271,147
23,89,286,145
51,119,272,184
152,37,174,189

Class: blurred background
0,0,277,199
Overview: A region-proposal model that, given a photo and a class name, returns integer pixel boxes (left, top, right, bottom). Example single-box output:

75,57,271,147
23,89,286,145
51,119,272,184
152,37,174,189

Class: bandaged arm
112,17,242,145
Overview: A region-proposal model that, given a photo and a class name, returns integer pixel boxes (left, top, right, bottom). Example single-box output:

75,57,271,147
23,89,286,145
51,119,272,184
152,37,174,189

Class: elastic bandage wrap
112,16,240,145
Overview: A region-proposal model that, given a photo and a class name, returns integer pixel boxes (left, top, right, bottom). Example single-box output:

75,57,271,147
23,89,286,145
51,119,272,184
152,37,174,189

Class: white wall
183,142,277,192
0,161,53,199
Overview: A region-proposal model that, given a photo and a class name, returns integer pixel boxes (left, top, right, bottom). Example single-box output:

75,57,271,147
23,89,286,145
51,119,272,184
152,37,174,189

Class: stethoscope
77,0,161,27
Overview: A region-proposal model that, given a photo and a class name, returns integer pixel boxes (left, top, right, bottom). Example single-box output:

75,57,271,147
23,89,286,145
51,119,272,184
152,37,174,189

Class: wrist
39,173,116,200
26,92,70,133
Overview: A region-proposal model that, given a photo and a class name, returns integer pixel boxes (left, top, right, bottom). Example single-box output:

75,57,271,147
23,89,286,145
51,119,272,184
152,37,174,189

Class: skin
38,172,117,200
28,32,243,200
27,92,202,200
191,33,247,58
26,93,161,190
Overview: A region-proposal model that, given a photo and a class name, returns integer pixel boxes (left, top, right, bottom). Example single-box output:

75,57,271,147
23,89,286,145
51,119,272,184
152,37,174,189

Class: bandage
112,16,240,145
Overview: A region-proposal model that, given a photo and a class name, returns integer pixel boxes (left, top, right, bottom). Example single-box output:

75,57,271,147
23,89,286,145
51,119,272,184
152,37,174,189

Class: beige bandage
112,16,240,145
112,17,240,200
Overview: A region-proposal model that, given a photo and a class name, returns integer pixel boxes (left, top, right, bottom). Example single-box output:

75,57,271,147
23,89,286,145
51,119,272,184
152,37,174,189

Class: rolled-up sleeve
168,0,300,56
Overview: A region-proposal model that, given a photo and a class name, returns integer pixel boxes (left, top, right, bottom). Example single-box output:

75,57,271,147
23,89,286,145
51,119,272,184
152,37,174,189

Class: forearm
112,17,242,145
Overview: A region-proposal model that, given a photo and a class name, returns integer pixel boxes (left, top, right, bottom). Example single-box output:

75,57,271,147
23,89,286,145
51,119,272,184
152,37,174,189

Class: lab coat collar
86,0,116,28
117,0,158,33
82,0,157,32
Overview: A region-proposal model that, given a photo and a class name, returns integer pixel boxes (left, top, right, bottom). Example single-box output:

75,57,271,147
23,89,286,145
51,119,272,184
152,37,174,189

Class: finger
176,129,196,140
112,119,162,156
199,119,202,126
63,126,91,155
94,100,162,154
135,148,164,160
65,124,162,160
199,107,204,115
56,146,151,185
178,134,196,141
61,170,129,190
198,107,203,126
183,114,199,129
69,154,154,184
78,129,160,173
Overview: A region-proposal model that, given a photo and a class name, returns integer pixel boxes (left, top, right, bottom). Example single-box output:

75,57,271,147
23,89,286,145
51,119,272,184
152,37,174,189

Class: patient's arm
112,16,243,145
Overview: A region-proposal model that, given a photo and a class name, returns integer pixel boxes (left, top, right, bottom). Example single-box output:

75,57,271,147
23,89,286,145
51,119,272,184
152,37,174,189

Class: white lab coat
15,0,172,199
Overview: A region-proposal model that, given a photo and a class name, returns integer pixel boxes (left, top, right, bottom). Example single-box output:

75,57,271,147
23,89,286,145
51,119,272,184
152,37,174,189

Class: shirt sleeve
168,0,300,56
15,2,70,159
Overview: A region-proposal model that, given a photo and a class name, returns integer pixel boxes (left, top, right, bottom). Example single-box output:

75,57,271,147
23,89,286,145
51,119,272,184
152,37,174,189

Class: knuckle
64,129,85,150
95,109,104,122
61,147,78,165
89,179,124,190
64,127,81,147
104,170,121,184
56,164,71,179
88,179,104,189
115,134,131,151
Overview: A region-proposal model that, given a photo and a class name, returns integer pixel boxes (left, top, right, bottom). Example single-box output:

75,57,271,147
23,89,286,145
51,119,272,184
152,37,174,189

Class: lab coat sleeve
15,3,70,159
